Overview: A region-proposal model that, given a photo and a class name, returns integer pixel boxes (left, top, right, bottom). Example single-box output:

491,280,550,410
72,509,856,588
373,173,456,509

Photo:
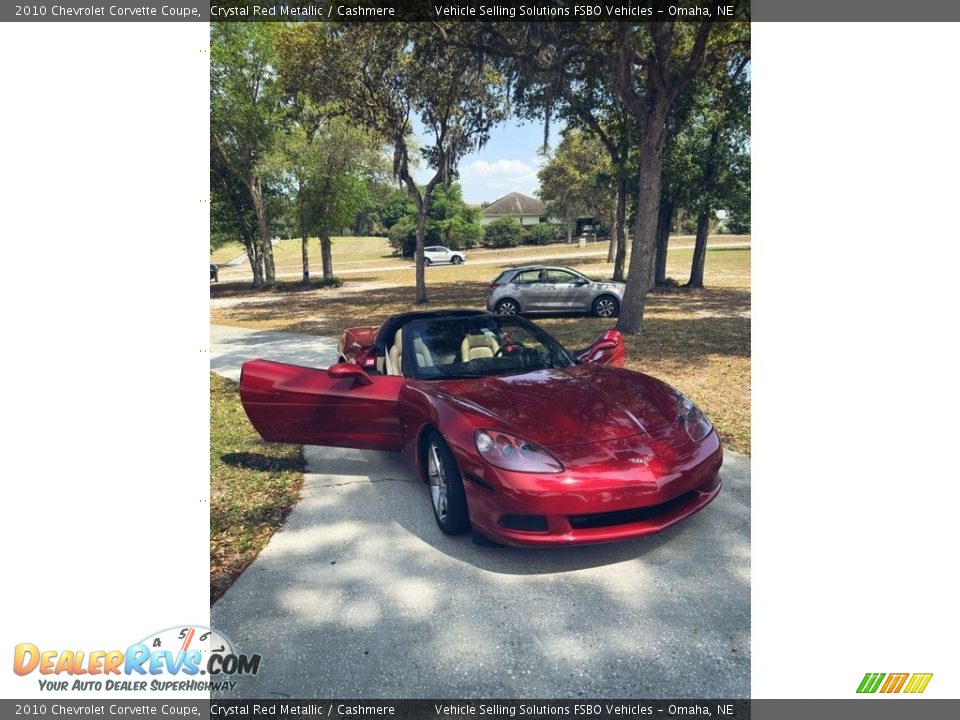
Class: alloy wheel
428,441,449,523
595,297,618,317
496,299,519,315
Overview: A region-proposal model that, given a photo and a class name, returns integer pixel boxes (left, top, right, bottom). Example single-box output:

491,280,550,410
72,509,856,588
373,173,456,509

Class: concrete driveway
210,324,339,381
210,325,750,698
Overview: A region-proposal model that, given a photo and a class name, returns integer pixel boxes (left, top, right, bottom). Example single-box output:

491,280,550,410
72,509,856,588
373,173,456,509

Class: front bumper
457,432,724,547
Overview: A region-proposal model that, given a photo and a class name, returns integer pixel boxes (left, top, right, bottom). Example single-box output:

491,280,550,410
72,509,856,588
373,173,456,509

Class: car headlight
474,430,563,473
675,393,713,442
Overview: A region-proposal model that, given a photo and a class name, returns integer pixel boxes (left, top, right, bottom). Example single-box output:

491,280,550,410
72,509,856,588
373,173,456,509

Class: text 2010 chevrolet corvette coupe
239,310,722,547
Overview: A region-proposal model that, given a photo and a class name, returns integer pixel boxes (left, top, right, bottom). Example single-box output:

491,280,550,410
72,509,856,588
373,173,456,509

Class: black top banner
208,1,747,23
7,0,750,22
6,0,960,22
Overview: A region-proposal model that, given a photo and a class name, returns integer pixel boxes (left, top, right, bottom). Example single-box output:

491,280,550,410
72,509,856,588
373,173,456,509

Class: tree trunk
301,224,310,283
617,109,668,335
653,198,674,287
244,238,263,289
687,128,721,288
320,233,333,282
612,175,628,282
249,177,276,285
687,210,711,288
414,204,430,304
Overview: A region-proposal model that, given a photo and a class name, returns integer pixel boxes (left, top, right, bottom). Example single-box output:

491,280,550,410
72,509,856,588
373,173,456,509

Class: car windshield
404,316,576,380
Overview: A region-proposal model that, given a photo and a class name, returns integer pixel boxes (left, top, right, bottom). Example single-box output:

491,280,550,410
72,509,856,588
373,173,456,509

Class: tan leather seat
387,329,403,376
461,334,500,362
413,336,434,368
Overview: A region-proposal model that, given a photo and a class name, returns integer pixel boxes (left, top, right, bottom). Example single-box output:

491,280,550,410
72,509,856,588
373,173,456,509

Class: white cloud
459,158,538,182
456,157,546,203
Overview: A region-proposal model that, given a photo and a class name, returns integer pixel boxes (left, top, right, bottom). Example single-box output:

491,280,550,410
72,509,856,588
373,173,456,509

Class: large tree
278,23,507,303
211,147,262,285
211,23,286,288
537,130,613,242
271,100,386,283
651,23,751,289
471,20,750,332
684,56,751,288
507,44,638,280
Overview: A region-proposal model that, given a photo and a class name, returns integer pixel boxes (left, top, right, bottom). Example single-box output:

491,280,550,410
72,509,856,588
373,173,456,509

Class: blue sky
412,117,562,205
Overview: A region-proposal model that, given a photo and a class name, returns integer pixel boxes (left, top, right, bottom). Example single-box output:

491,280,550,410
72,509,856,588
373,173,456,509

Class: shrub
448,217,484,250
387,216,417,257
484,217,523,248
524,223,559,246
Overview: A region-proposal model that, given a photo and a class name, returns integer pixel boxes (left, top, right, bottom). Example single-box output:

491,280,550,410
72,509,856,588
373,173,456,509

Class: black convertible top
373,309,486,348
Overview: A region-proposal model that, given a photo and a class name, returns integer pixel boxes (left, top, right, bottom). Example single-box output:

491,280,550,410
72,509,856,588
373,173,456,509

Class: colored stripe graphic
880,673,909,693
857,672,933,694
857,673,885,693
903,673,933,693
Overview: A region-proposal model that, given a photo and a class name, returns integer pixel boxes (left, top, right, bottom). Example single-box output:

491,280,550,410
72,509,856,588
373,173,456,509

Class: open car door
239,359,404,451
575,330,626,367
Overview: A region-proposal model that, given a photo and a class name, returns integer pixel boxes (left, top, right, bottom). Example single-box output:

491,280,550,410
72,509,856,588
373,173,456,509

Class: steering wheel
494,343,523,357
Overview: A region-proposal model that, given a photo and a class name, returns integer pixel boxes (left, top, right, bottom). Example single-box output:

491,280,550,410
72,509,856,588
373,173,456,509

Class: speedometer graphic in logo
136,625,237,675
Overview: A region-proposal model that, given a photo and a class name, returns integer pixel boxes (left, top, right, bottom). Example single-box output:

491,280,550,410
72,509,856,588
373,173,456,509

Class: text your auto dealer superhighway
47,5,201,17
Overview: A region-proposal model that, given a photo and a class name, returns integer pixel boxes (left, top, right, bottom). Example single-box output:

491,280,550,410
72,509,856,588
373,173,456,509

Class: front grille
568,490,696,530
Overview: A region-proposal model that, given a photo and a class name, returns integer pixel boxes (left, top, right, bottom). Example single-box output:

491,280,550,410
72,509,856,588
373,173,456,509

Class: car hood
433,365,677,448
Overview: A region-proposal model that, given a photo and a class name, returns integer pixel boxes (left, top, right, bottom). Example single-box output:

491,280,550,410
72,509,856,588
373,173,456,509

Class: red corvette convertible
239,310,722,547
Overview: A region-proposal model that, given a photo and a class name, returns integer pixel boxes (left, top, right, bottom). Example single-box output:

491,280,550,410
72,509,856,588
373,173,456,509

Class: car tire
451,256,463,265
425,431,470,535
593,295,620,318
495,298,520,315
424,258,432,266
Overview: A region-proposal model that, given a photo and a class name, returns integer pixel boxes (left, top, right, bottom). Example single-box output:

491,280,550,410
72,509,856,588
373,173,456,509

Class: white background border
2,19,958,700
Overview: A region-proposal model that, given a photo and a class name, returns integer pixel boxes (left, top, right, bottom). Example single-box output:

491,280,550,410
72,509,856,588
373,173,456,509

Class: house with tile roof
479,192,549,226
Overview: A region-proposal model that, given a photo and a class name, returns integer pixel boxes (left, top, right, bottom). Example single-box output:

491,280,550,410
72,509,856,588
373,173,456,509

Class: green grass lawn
210,243,245,265
213,234,751,277
210,373,303,603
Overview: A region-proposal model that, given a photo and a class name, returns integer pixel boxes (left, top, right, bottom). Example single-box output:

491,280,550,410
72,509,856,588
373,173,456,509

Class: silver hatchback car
486,266,625,318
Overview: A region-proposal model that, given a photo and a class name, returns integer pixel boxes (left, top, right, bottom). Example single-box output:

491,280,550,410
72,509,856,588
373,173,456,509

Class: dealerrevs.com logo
13,626,260,693
857,672,933,694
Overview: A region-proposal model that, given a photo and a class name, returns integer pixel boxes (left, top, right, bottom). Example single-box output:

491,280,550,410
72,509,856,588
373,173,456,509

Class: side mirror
327,362,374,386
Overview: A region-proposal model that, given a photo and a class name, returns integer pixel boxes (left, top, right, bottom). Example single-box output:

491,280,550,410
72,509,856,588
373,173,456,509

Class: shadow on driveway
212,446,750,698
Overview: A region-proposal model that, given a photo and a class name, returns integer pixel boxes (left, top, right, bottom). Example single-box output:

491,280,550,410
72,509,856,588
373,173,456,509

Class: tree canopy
538,130,613,241
277,22,508,303
210,23,286,287
210,19,750,331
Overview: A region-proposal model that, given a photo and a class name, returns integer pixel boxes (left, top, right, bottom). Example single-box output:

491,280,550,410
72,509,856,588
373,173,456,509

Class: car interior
461,334,500,361
383,327,452,376
368,312,572,380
